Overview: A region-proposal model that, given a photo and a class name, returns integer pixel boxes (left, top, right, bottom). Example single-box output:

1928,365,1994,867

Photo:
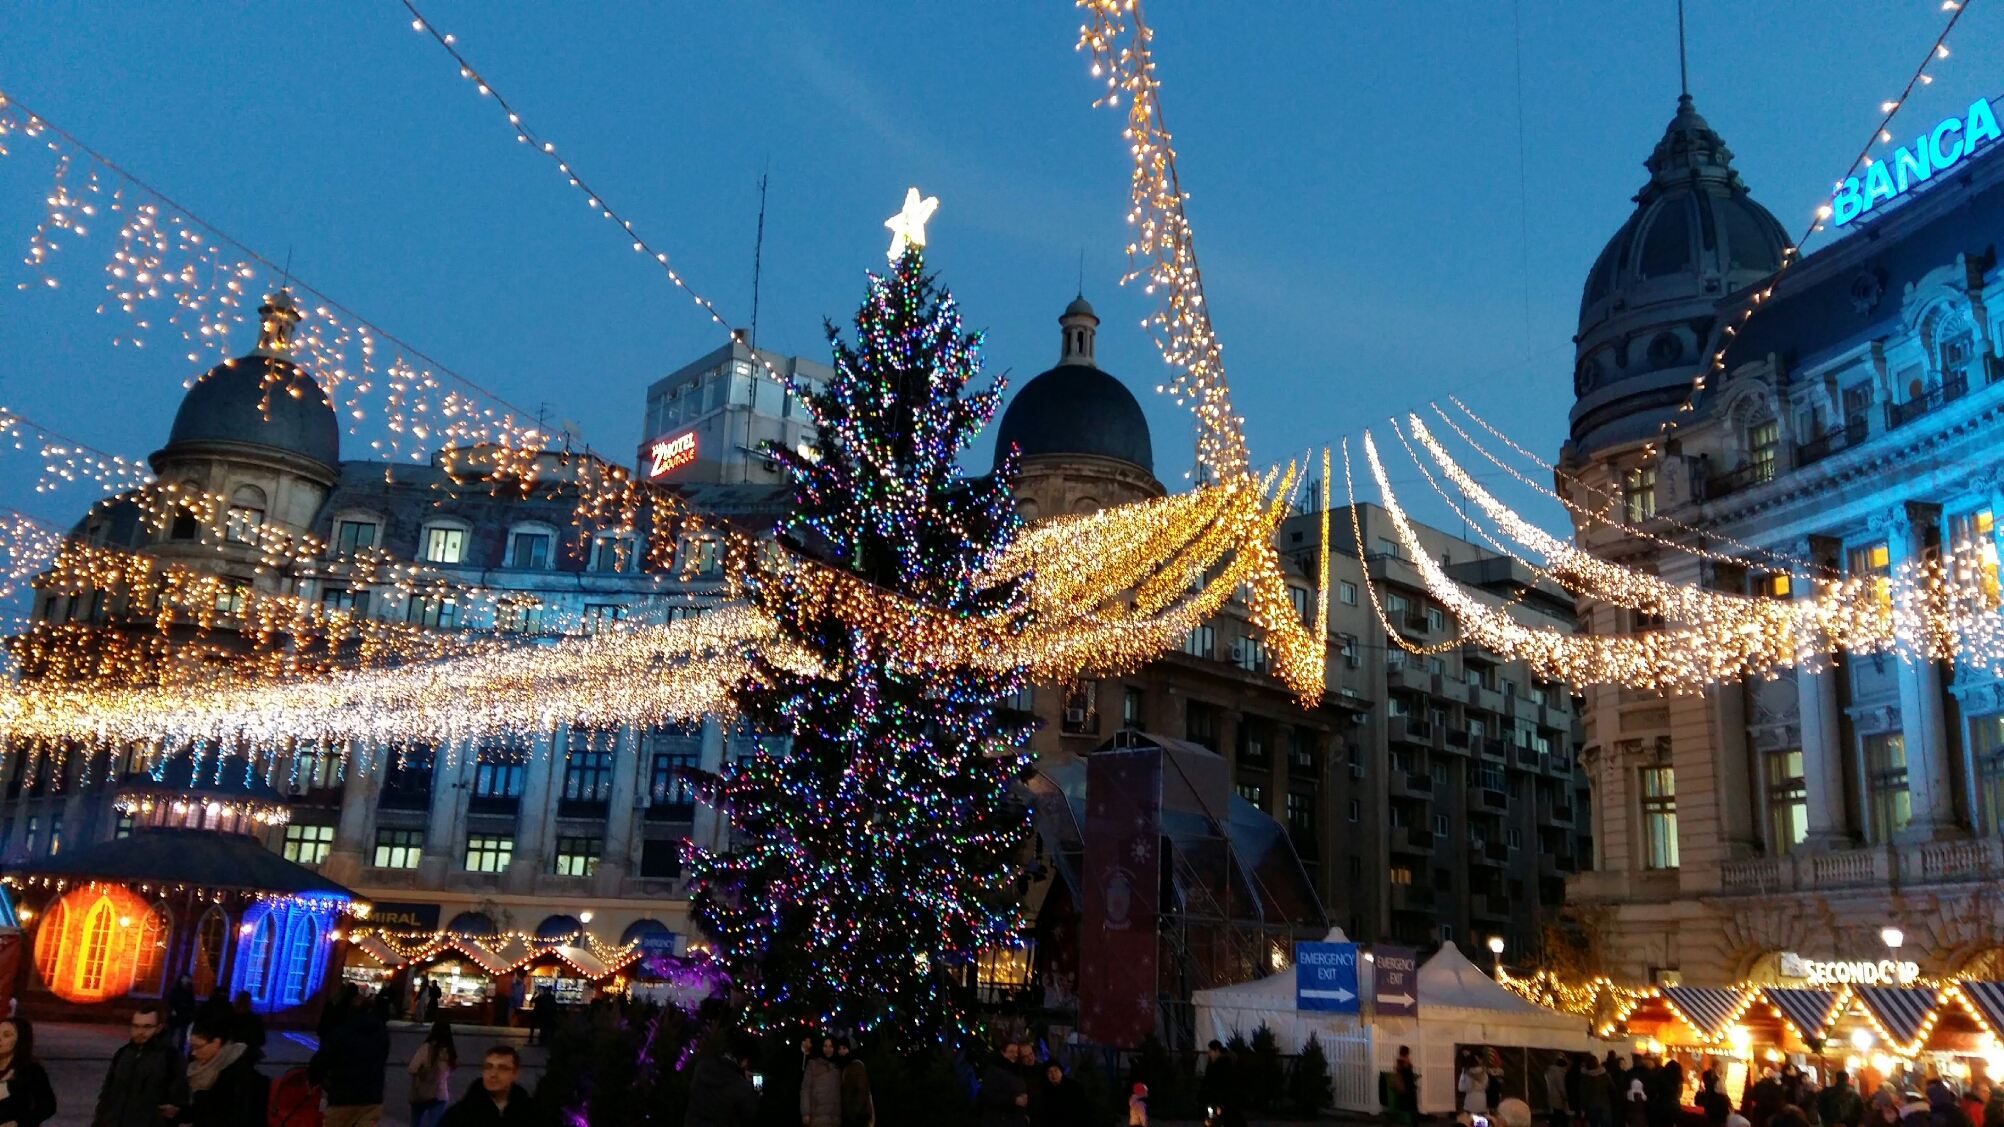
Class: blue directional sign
1296,941,1360,1013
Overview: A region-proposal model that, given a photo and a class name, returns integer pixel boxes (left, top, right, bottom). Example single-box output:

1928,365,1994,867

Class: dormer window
225,486,265,544
335,519,378,556
590,533,636,573
508,529,553,570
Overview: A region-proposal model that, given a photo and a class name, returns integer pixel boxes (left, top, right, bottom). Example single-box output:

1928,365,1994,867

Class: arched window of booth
75,896,116,996
132,904,171,996
33,899,67,985
191,907,227,996
242,914,277,1005
279,913,321,1006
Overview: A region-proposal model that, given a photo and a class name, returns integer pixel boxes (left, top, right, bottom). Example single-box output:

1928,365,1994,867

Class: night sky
1,2,1998,533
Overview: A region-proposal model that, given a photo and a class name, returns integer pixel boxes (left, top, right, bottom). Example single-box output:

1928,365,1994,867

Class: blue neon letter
1931,117,1966,170
1832,178,1865,226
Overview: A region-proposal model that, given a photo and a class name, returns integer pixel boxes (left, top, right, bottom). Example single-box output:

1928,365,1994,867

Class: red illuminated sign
646,431,698,479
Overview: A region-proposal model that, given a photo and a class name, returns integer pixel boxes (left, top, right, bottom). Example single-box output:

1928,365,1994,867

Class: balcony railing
1706,459,1778,500
1717,837,2004,893
1887,373,1968,429
1794,416,1868,466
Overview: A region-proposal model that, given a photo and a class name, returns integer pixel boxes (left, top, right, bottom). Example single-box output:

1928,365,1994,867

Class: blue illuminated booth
3,756,359,1020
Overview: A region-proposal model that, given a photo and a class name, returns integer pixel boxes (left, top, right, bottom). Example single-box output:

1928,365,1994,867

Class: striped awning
1762,987,1842,1040
1659,986,1751,1039
1852,985,1939,1047
1955,981,2004,1035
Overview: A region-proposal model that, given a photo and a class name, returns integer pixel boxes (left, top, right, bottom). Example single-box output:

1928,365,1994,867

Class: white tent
1191,938,1613,1115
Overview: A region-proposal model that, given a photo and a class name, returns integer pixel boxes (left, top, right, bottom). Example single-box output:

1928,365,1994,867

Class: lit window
508,532,552,570
282,824,334,866
372,829,422,869
1640,767,1679,869
1748,422,1780,483
1865,734,1910,842
1952,510,2000,608
1624,467,1656,523
464,835,514,873
214,581,249,618
1764,750,1807,852
554,836,601,878
1849,543,1893,609
335,520,377,556
1234,782,1265,807
421,527,466,564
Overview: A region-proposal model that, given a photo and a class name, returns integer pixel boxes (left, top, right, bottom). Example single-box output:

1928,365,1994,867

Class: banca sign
1831,97,2001,227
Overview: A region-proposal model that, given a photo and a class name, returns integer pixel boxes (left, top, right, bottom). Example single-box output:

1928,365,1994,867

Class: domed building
1560,86,2004,989
1570,95,1791,456
993,296,1164,519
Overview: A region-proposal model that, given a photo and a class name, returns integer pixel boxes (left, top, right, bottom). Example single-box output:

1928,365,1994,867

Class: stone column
418,739,476,884
324,740,384,885
689,718,730,853
504,725,562,894
1794,566,1853,849
1888,504,1961,840
593,725,642,896
3,743,35,864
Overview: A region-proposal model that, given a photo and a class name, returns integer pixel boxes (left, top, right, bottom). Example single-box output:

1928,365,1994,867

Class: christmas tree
690,203,1033,1046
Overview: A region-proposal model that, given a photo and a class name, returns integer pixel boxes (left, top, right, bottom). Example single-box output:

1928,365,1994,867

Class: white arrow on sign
1377,993,1415,1007
1301,988,1357,1002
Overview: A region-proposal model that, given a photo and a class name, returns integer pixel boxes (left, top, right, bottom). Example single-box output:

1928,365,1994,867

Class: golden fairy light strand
0,93,558,477
1077,0,1249,481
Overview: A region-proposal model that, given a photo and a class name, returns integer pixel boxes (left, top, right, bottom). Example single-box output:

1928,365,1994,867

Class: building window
335,519,377,556
372,828,422,869
48,813,62,856
1291,793,1318,840
553,836,601,877
1289,586,1313,625
640,838,683,879
1952,509,1999,606
170,503,200,542
1623,468,1656,523
584,604,628,635
563,738,614,804
1062,681,1100,735
1339,581,1358,606
1122,686,1143,729
214,581,248,618
1850,543,1893,609
1426,608,1445,633
1376,537,1402,559
225,486,265,544
1345,798,1359,823
1865,733,1911,841
473,752,524,799
508,531,552,570
421,526,466,564
1235,782,1266,808
282,824,334,866
404,594,457,629
1182,624,1215,659
1974,717,2004,834
495,599,542,634
1942,330,1976,388
1186,701,1219,751
321,588,367,616
1747,421,1780,484
464,835,514,873
650,749,697,812
1339,634,1359,667
1288,729,1316,772
590,534,635,573
1764,749,1807,852
1640,766,1678,869
1433,813,1449,838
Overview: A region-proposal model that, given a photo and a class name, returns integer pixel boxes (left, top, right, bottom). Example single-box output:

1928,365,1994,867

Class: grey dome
993,363,1153,473
164,354,340,469
1570,96,1792,454
1064,294,1096,317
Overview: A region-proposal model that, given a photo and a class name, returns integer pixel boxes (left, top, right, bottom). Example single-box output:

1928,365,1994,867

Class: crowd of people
1454,1047,2004,1127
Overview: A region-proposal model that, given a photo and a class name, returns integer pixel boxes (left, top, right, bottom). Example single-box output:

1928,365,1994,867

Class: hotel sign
1832,97,2001,227
645,430,698,479
1780,951,1919,985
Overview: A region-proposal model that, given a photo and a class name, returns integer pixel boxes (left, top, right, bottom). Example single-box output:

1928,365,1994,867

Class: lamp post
1881,926,1904,951
1488,935,1505,975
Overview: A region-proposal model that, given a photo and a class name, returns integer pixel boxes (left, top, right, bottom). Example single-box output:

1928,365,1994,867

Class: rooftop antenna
749,167,769,351
1077,248,1085,295
281,245,294,290
1677,0,1689,97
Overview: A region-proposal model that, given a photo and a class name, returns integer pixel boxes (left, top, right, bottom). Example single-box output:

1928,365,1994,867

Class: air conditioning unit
1349,763,1365,779
1065,708,1088,725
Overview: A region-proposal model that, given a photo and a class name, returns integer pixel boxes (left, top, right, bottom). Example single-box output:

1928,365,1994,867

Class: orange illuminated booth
4,757,359,1023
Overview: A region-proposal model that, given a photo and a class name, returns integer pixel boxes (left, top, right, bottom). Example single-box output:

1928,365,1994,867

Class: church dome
1570,96,1791,455
993,296,1153,474
156,290,340,471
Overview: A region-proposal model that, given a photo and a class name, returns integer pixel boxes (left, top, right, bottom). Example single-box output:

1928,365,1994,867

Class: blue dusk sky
1,2,1999,533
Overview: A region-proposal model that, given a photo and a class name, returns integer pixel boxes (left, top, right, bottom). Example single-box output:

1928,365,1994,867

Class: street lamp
1881,926,1904,950
1488,935,1505,974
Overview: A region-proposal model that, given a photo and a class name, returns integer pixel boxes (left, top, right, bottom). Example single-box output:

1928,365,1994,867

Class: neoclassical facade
1562,94,2004,982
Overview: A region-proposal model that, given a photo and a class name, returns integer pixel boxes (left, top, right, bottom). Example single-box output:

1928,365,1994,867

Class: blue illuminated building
1564,93,2004,983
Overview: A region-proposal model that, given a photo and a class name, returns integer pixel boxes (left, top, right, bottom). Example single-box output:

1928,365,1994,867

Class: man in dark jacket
440,1046,548,1127
980,1044,1030,1127
1818,1072,1866,1127
310,993,391,1127
93,1001,186,1127
1203,1041,1246,1127
687,1048,762,1127
1035,1062,1092,1127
